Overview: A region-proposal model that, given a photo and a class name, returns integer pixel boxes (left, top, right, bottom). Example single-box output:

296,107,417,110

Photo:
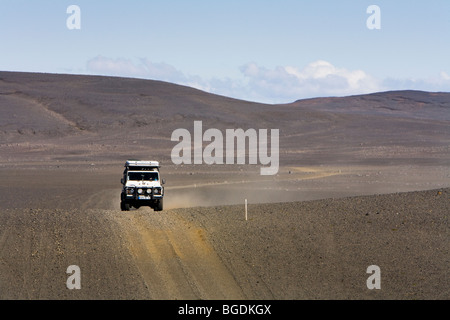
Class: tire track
116,210,246,299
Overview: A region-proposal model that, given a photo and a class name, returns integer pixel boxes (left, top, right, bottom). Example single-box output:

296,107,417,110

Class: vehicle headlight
137,188,143,194
126,188,134,195
146,189,152,194
153,187,161,195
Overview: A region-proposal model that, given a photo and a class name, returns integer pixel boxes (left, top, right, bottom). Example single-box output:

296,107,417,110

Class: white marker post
245,199,248,221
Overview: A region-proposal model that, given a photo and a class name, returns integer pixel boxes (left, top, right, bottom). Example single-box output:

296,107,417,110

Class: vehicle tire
121,201,130,211
154,199,163,211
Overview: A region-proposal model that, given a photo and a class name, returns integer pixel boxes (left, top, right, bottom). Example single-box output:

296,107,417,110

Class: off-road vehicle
120,160,165,211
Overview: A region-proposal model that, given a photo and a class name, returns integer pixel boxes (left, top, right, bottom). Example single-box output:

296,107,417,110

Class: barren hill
1,71,449,169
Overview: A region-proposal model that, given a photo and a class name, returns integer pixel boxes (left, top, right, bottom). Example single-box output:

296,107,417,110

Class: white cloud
87,56,143,77
239,60,383,102
85,56,449,104
382,71,450,93
86,56,186,83
440,71,450,81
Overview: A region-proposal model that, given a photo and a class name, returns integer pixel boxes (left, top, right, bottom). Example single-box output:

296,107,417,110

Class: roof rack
125,160,159,167
125,160,160,170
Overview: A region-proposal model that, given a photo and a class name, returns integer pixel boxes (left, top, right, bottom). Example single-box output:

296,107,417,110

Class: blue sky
1,0,449,103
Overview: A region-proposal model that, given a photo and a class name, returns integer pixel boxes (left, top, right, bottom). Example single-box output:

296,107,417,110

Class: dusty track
117,210,246,299
0,167,448,299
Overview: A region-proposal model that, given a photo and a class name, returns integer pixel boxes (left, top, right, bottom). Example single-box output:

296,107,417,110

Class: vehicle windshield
128,172,159,181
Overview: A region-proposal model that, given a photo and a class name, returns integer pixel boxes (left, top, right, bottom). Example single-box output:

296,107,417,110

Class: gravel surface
0,181,447,299
176,188,449,299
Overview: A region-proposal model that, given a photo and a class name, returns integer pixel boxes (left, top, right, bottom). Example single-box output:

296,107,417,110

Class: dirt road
0,167,448,299
0,179,247,300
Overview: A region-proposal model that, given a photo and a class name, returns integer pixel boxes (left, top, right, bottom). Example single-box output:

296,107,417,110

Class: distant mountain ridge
292,90,450,121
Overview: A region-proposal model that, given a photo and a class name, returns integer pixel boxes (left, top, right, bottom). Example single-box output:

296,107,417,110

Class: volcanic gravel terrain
0,71,448,299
